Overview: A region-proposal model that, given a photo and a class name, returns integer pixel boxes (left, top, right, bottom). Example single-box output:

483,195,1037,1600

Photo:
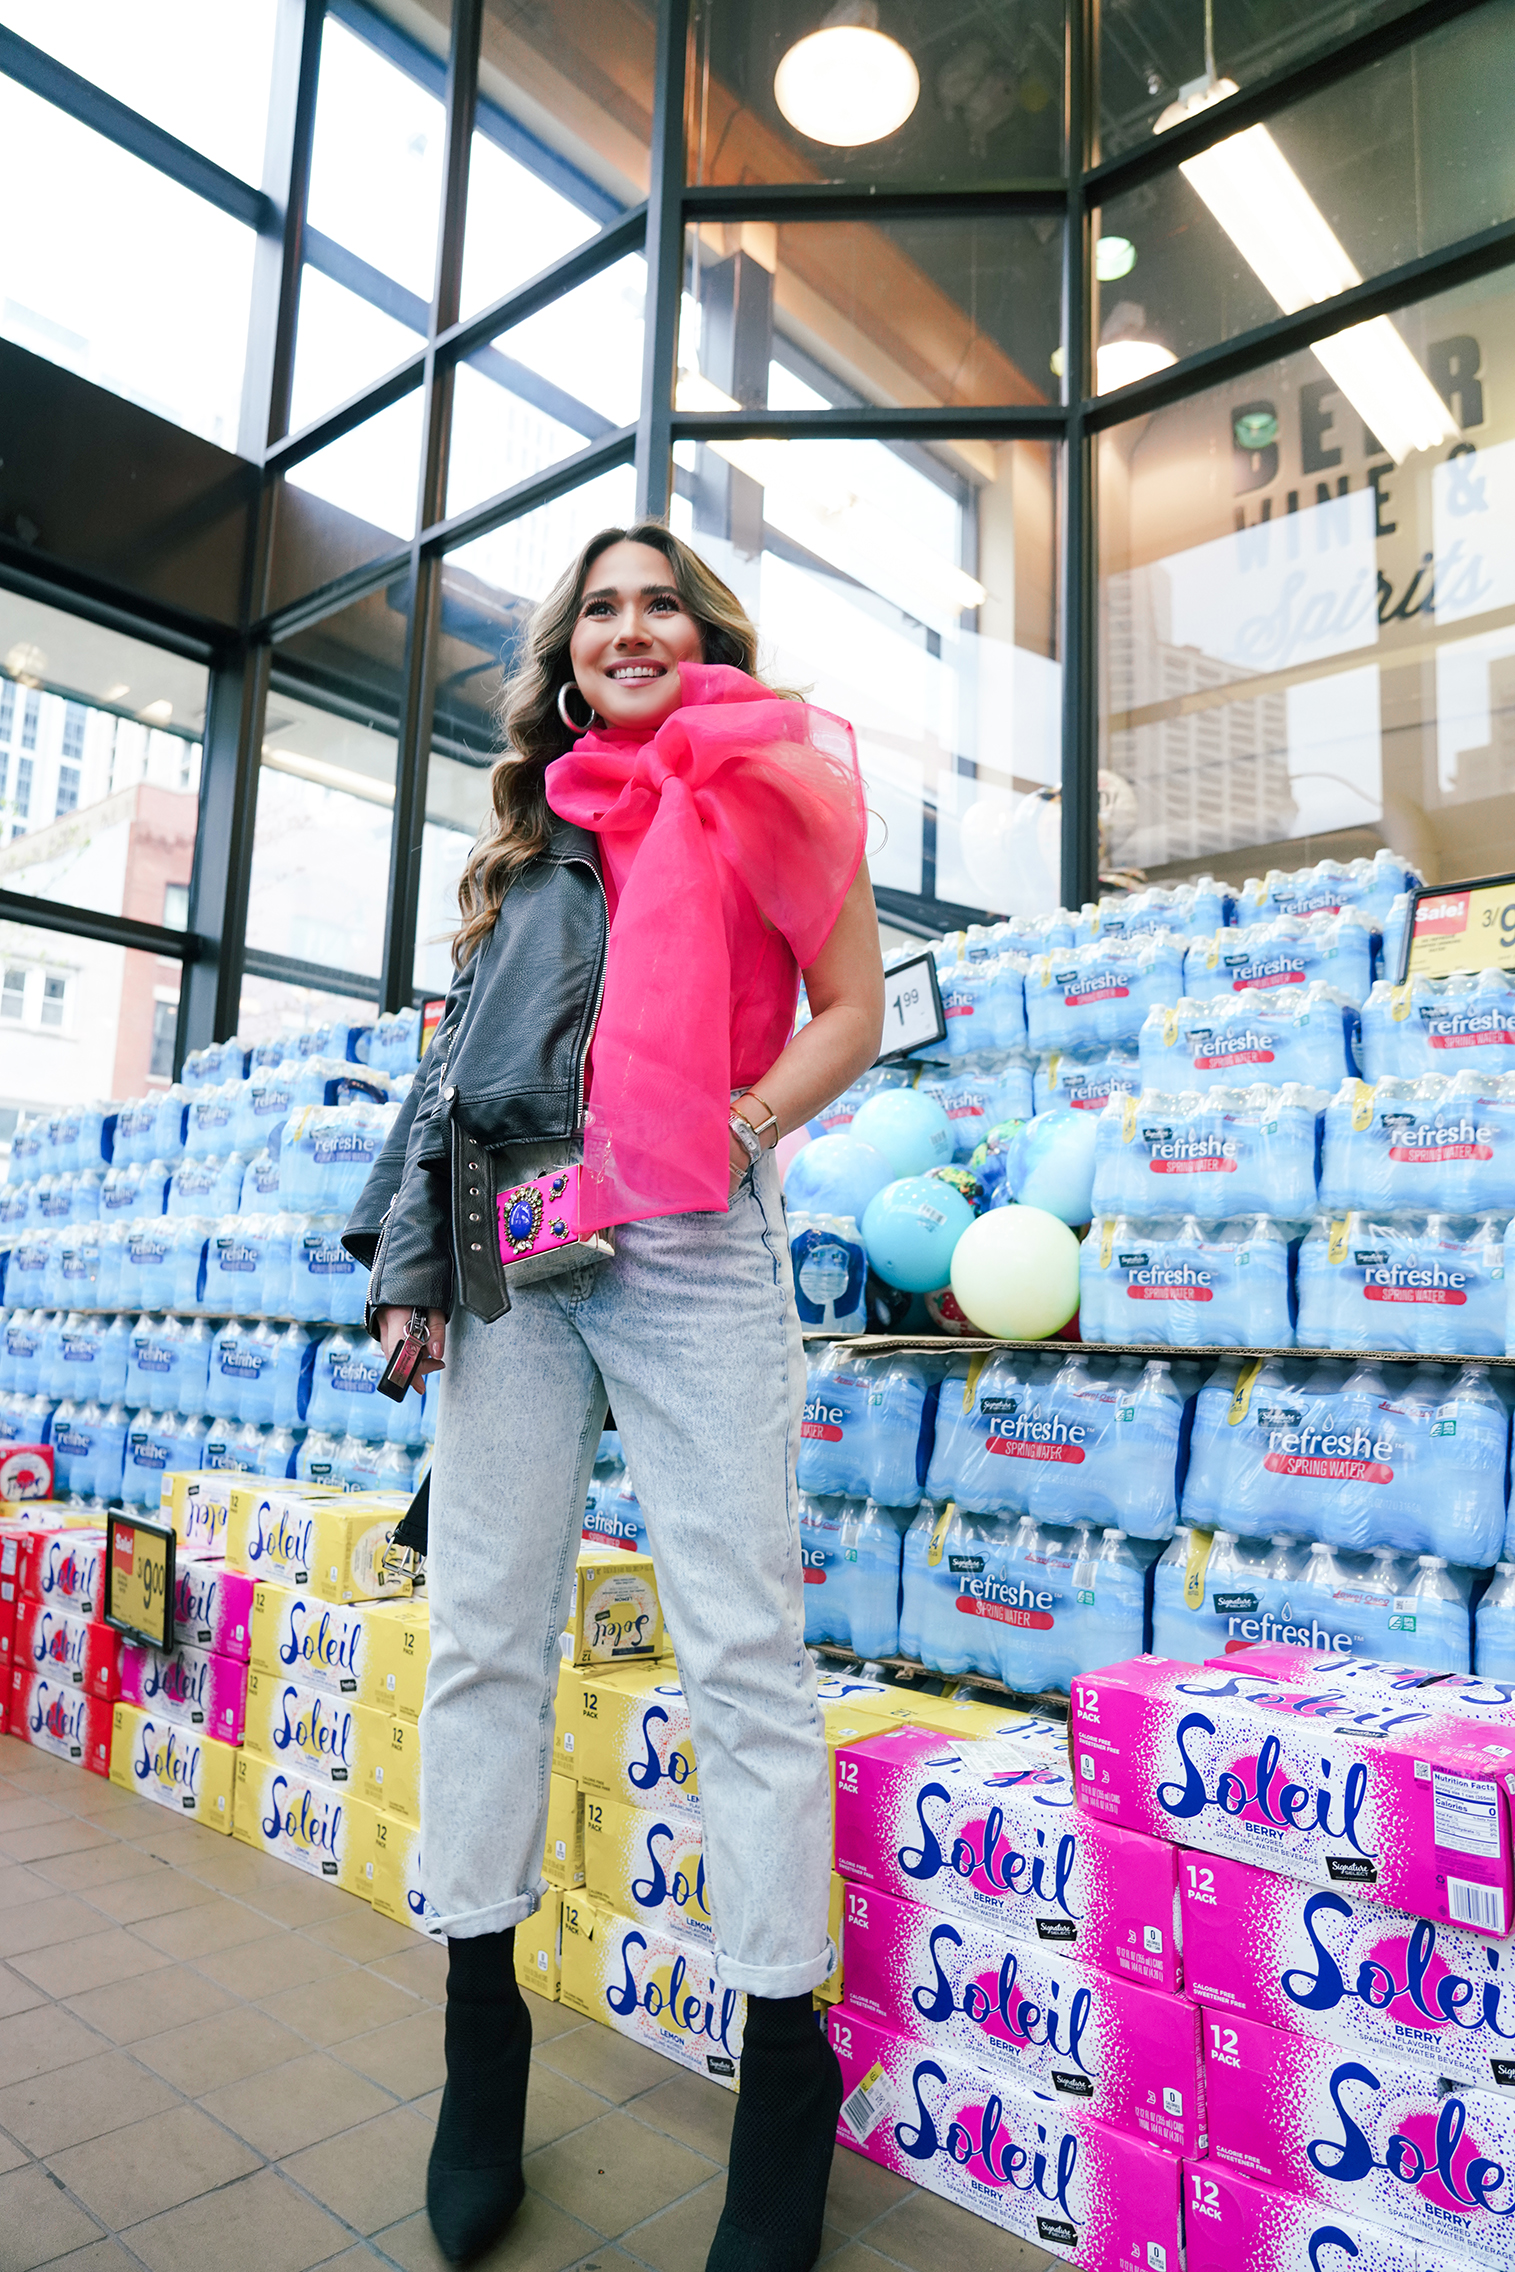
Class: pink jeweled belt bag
496,1159,615,1287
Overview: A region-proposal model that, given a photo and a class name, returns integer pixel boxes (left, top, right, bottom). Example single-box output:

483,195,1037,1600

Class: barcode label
840,2060,891,2141
1434,1770,1503,1858
1449,1877,1506,1933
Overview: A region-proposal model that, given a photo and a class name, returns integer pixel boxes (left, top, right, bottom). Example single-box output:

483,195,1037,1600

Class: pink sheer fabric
544,662,865,1231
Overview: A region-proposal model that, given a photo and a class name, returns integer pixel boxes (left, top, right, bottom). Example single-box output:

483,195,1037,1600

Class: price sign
105,1514,176,1653
419,997,447,1059
877,951,946,1062
1403,872,1515,981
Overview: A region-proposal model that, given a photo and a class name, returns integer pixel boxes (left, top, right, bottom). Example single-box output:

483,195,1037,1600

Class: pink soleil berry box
119,1638,248,1747
838,1877,1206,2155
1206,2002,1515,2262
1183,2158,1481,2272
1069,1657,1515,1938
832,1725,1183,1995
1180,1846,1515,2094
827,2003,1185,2272
171,1553,256,1663
1214,1644,1515,1733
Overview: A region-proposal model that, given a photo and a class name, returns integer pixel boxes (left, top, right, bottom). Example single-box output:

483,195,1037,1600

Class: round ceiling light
774,26,920,147
1096,338,1178,392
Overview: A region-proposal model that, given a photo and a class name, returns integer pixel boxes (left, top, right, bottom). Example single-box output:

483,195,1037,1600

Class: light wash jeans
420,1149,833,1997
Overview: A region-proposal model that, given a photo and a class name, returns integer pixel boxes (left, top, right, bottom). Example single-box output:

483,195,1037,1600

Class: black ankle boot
706,1992,844,2272
427,1929,532,2266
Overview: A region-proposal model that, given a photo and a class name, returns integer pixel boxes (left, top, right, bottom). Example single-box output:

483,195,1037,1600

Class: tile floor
0,1734,1064,2272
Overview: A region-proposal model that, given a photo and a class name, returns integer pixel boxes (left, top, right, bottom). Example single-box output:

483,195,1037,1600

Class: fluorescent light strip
1158,86,1452,464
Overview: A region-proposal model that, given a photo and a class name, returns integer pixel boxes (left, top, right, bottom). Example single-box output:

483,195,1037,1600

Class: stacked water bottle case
0,1010,433,1510
797,853,1515,1698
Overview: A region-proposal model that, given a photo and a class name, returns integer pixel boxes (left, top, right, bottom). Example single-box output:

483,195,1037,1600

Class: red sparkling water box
11,1599,121,1700
10,1668,112,1772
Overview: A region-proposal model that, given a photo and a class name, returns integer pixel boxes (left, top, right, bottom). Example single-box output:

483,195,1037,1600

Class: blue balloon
783,1133,896,1226
1006,1109,1097,1227
851,1089,955,1177
862,1175,977,1293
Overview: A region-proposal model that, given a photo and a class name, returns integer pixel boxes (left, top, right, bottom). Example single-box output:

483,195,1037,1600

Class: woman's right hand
375,1305,448,1376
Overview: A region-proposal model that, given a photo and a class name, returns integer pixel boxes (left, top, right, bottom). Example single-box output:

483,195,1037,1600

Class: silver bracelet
728,1113,763,1168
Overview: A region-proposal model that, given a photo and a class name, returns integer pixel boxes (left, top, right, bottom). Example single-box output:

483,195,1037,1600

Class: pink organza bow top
545,662,865,1231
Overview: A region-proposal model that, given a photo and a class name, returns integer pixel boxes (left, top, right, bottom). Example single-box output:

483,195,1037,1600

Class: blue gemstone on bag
507,1197,536,1244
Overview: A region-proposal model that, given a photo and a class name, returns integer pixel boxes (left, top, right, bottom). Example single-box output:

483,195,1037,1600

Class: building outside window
39,972,67,1029
148,996,177,1079
19,690,38,750
0,682,12,741
13,756,31,825
54,764,79,817
60,701,85,760
0,967,23,1020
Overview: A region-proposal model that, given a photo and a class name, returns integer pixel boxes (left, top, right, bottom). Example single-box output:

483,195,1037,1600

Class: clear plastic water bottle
262,1213,299,1319
261,1423,300,1481
1475,1563,1515,1680
93,1401,130,1502
306,1331,353,1436
1069,1527,1146,1681
169,1218,211,1314
270,1323,318,1430
204,1213,270,1318
800,1495,849,1648
843,1499,910,1659
233,1320,280,1426
797,1347,934,1505
297,1428,343,1485
131,1220,176,1313
238,1149,282,1214
177,1317,214,1414
151,1086,189,1166
96,1226,126,1315
0,1311,15,1396
375,1439,424,1495
207,1319,250,1422
1390,1554,1472,1674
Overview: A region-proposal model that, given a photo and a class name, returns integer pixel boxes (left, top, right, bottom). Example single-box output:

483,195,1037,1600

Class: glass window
667,434,1062,912
248,672,400,981
1097,263,1515,894
288,265,423,438
1101,0,1422,162
0,683,12,740
437,462,640,747
237,971,381,1050
687,0,1064,187
414,749,495,997
460,126,604,323
162,883,190,932
0,590,206,918
0,0,280,184
0,916,184,1104
148,996,177,1080
305,10,448,304
0,78,256,448
446,255,646,520
270,389,425,613
477,0,654,223
679,220,1059,420
1096,3,1515,380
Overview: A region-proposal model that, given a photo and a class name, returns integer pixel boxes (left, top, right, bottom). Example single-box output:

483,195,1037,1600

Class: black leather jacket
341,819,606,1325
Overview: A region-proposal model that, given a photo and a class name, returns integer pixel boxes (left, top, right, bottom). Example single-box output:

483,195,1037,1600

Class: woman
345,521,884,2270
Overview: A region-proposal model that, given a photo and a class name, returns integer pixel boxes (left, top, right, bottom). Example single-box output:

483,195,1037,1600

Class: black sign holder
103,1512,177,1654
877,949,947,1063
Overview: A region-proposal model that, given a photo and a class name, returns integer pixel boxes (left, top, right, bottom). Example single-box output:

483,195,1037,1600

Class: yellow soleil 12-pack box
353,1705,421,1823
543,1771,583,1891
569,1550,665,1669
517,1890,561,1999
225,1486,411,1604
109,1702,236,1832
560,1893,742,2088
243,1667,360,1788
583,1792,711,1948
358,1602,429,1719
160,1470,270,1555
233,1751,377,1894
368,1812,440,1934
572,1665,699,1814
248,1585,418,1699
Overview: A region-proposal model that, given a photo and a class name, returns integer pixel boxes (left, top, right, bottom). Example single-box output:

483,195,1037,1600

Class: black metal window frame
0,0,1510,1065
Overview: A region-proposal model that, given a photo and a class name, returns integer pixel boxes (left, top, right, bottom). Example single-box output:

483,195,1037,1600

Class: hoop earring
557,682,595,735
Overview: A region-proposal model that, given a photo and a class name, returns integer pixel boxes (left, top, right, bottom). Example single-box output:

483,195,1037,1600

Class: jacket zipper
567,853,609,1131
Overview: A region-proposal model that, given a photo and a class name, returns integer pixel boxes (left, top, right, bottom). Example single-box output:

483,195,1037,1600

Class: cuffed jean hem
427,1882,547,1942
714,1938,836,1998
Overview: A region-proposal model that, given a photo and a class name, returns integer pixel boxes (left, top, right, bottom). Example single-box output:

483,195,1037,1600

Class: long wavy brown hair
452,521,782,968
